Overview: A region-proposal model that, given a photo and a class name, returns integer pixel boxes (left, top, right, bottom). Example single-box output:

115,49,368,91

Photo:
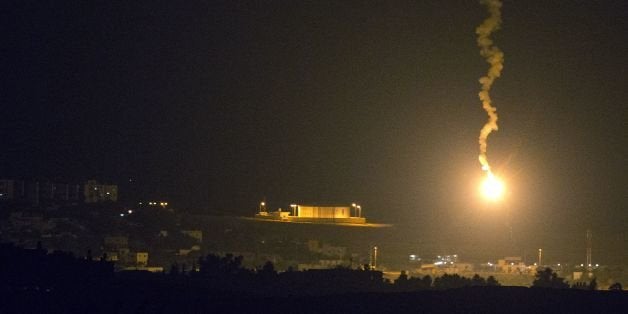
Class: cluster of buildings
0,178,196,272
0,205,205,272
101,229,203,272
397,252,614,287
3,184,620,287
406,254,546,276
0,179,118,205
0,211,85,248
207,238,362,272
296,240,352,270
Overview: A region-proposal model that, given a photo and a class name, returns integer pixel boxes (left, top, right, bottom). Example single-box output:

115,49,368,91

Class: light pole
259,201,266,213
373,246,378,270
290,204,297,216
538,248,542,266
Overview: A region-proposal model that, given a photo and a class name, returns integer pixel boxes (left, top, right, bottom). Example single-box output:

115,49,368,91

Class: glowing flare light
481,172,505,201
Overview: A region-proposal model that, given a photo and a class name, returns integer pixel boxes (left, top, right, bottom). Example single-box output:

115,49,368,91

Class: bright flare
481,172,504,201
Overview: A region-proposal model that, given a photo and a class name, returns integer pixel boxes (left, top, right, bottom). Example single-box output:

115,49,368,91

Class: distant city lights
145,201,168,207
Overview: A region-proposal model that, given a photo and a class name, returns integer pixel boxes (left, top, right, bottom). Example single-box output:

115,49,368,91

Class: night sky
2,1,627,262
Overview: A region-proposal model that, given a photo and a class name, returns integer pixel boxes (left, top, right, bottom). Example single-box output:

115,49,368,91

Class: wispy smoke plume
476,0,504,172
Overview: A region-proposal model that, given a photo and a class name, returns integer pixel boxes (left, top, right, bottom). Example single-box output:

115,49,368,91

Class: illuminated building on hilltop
296,205,351,219
255,203,366,224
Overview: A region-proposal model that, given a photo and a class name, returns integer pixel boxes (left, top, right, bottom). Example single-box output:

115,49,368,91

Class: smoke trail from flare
476,0,504,173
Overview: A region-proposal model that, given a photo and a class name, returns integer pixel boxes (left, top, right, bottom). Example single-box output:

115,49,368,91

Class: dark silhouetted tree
532,268,568,289
197,253,249,278
421,275,433,289
394,270,409,286
471,274,486,286
433,274,470,290
258,261,277,282
403,274,432,290
169,263,180,276
486,276,500,286
609,282,623,291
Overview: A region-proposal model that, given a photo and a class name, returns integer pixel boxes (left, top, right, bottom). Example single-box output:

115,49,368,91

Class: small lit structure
181,230,203,243
136,252,149,267
297,205,351,219
84,180,118,203
496,256,528,273
255,203,366,224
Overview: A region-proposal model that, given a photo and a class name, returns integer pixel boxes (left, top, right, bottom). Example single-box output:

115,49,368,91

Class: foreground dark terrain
3,285,627,313
1,243,626,313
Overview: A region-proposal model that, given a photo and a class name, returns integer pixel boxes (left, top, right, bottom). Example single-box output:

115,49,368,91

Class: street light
538,248,542,266
259,201,266,213
373,246,378,270
290,204,297,216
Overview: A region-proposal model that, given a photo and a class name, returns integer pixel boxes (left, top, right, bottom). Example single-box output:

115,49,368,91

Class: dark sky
2,1,627,262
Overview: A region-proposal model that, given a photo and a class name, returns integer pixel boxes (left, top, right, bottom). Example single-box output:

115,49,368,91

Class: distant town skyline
2,2,626,264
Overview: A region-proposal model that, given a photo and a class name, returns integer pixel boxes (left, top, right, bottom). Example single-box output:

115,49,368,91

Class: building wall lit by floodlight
297,205,351,219
255,203,367,224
